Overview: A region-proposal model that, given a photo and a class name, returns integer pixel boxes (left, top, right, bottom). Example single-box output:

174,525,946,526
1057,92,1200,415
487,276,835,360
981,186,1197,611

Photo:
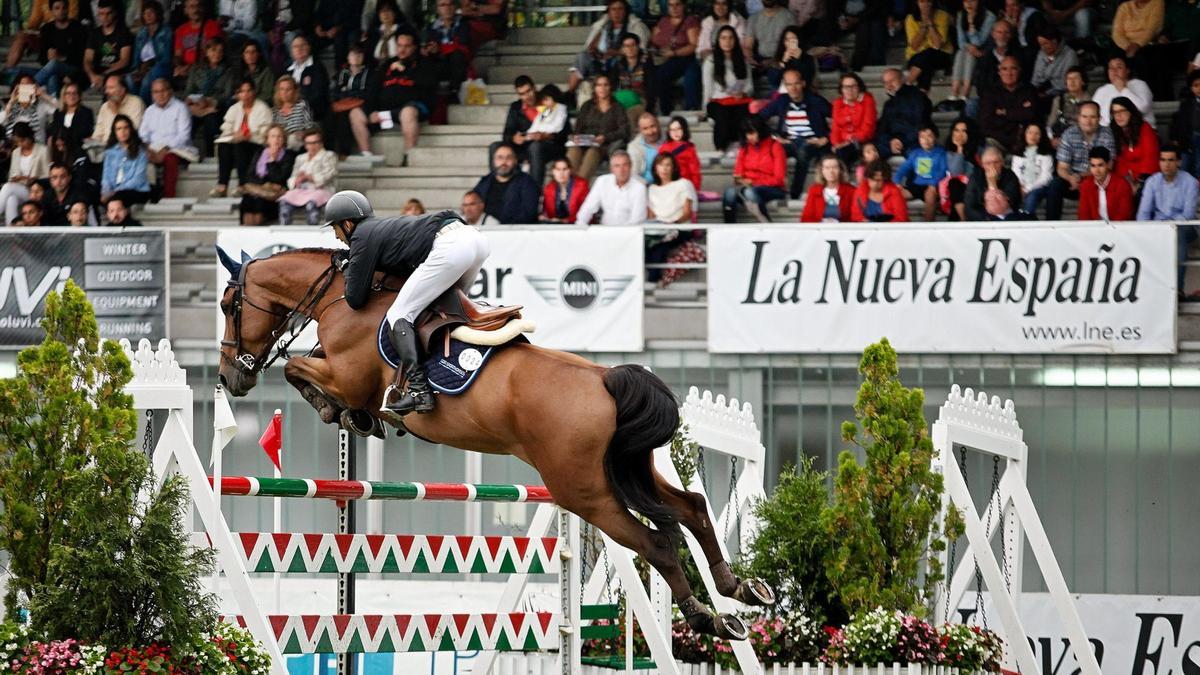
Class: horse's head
216,247,284,397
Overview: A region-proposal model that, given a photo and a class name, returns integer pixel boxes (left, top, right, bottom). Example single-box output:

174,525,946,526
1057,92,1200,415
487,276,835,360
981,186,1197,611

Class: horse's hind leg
655,478,775,607
568,495,749,641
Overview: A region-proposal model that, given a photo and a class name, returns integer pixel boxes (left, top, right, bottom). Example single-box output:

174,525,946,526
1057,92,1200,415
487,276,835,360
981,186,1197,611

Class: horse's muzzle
219,368,256,397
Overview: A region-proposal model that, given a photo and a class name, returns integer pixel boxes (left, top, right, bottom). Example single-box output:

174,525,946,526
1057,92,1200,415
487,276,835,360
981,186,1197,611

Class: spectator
93,74,145,145
895,124,948,220
273,75,315,151
47,83,93,163
852,139,881,184
0,73,55,143
403,199,425,215
876,66,933,159
697,0,748,62
366,32,438,158
541,157,589,223
746,0,791,68
628,112,662,184
650,0,700,114
972,19,1016,101
83,0,134,91
1012,122,1054,214
421,0,472,94
851,158,908,221
519,84,569,185
801,154,855,222
1041,0,1095,40
1110,95,1159,187
130,1,173,105
105,197,141,226
4,0,79,77
703,26,753,156
841,0,892,71
565,74,630,181
460,190,499,226
367,0,408,65
44,162,93,223
944,116,982,220
330,46,374,158
658,115,702,192
1046,101,1116,218
771,26,820,91
239,124,294,225
140,78,197,199
647,152,696,223
459,0,508,51
1111,0,1174,100
723,116,786,223
1171,71,1200,177
473,143,540,224
964,145,1023,220
14,200,44,226
978,56,1037,153
279,128,337,225
567,0,649,96
28,0,87,97
1093,55,1154,127
310,0,358,69
1136,145,1200,298
218,0,267,58
999,0,1046,70
67,200,90,225
609,33,656,127
185,37,234,158
100,114,151,206
211,78,272,197
830,72,876,166
1078,145,1134,220
494,77,542,181
758,67,831,198
231,41,275,103
0,123,50,224
1047,65,1089,143
286,35,330,121
904,0,953,92
575,149,647,225
950,0,995,101
172,0,223,83
1030,24,1077,115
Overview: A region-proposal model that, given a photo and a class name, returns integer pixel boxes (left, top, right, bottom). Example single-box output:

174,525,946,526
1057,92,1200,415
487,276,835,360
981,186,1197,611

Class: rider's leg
451,227,491,293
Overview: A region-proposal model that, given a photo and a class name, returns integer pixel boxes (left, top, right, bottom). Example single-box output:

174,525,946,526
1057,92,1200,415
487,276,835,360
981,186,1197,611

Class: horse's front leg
283,357,344,425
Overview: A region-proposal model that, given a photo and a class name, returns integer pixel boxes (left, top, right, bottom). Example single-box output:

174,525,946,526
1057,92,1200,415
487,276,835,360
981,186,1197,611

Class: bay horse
216,247,774,641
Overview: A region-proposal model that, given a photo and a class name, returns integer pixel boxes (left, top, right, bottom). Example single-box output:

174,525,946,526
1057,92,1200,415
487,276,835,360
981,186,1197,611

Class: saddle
415,288,531,355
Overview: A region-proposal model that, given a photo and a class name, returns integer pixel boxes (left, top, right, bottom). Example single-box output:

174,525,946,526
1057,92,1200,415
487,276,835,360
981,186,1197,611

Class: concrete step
405,145,490,167
475,52,576,68
485,64,570,86
449,104,510,126
480,42,580,57
507,27,590,45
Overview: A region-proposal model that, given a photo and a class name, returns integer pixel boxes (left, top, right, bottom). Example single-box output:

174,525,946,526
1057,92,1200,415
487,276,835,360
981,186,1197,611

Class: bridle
219,252,342,377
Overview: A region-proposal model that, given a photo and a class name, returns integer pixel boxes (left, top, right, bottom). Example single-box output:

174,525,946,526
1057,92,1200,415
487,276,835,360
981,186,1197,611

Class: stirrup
381,385,435,416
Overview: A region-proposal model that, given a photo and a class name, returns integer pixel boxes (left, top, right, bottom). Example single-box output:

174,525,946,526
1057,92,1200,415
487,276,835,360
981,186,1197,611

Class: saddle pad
376,319,518,395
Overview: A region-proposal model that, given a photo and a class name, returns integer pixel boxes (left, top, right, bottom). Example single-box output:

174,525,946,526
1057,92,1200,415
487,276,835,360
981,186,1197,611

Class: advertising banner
707,224,1177,354
0,231,167,347
216,226,643,353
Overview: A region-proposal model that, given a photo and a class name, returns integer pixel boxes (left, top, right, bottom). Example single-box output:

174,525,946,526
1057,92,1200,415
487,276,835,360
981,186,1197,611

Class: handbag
331,97,365,113
241,182,286,200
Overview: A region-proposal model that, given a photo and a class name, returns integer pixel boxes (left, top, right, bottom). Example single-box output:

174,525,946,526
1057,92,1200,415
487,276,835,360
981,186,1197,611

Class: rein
221,252,342,375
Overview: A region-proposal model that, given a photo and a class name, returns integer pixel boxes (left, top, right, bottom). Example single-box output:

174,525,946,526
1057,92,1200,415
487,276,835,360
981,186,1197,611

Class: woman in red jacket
722,116,786,222
1110,96,1159,188
801,155,856,222
831,72,877,169
851,158,909,222
658,116,703,192
541,157,590,223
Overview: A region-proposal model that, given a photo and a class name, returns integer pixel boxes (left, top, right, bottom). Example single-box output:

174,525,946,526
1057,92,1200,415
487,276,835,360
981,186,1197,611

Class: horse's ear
216,246,243,278
240,251,252,265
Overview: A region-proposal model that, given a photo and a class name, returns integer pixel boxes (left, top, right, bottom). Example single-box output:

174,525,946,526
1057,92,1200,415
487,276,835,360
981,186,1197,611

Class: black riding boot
384,319,435,415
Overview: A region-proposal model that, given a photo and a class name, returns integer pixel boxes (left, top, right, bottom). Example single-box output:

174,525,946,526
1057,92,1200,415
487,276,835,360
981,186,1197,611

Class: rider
324,190,491,415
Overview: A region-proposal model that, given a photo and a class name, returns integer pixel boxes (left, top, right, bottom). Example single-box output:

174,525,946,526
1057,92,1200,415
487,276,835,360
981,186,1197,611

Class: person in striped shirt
756,67,831,199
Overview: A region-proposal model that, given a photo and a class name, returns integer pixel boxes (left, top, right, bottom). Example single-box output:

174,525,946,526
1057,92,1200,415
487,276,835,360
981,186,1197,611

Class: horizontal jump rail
209,476,554,502
201,532,562,575
226,613,558,654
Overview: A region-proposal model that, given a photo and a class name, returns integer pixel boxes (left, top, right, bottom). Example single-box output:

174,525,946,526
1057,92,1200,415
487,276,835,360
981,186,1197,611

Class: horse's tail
601,364,681,539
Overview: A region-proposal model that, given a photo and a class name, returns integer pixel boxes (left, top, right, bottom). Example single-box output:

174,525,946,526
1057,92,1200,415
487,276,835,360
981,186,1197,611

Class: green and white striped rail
227,613,558,654
218,532,562,575
209,476,554,502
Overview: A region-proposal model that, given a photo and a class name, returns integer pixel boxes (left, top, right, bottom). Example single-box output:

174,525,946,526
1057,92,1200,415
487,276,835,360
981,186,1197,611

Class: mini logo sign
526,268,635,311
560,266,600,309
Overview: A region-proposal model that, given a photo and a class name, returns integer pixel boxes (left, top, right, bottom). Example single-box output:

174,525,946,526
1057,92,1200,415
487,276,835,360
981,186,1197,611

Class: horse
215,247,775,641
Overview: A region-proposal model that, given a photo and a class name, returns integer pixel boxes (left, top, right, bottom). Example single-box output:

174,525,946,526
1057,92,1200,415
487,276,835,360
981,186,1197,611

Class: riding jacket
343,210,460,310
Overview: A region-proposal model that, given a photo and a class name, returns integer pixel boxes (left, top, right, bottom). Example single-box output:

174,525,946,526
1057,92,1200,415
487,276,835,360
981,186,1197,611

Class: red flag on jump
258,410,282,472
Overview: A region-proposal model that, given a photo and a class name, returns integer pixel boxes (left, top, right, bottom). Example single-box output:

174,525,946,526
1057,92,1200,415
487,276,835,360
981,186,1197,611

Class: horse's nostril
219,373,229,388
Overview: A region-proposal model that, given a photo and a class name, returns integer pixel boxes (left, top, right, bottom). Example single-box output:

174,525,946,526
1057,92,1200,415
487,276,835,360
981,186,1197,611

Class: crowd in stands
0,0,1198,296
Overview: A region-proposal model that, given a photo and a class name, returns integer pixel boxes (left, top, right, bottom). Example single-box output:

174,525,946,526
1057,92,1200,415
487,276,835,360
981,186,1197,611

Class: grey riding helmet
323,190,374,228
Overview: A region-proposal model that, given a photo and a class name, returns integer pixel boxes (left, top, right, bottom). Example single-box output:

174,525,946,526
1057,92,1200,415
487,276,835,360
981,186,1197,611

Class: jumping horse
216,247,775,641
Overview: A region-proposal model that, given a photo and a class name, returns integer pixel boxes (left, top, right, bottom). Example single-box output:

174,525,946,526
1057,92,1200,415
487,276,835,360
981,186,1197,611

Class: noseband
220,253,341,377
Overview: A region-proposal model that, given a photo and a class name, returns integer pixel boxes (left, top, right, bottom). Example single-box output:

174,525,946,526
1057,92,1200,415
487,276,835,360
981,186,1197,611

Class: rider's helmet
323,190,374,227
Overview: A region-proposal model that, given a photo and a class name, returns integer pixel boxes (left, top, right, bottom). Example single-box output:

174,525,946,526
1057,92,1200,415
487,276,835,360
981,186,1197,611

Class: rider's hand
333,250,349,271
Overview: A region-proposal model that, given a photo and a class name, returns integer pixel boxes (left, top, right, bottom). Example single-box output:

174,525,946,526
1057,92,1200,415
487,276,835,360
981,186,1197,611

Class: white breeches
386,224,491,325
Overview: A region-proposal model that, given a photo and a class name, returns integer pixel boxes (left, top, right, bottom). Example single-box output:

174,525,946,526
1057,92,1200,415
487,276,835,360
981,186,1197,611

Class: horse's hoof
339,409,376,437
714,613,749,641
734,577,776,606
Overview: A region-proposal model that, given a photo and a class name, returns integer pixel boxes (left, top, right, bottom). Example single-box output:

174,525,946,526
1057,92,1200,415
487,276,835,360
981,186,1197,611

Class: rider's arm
343,230,383,310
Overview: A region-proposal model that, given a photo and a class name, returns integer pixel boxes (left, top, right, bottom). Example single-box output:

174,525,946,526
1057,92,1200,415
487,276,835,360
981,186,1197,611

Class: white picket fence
488,655,992,675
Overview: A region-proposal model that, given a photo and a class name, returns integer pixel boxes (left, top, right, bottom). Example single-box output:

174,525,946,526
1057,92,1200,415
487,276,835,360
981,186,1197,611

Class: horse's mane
268,247,338,258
